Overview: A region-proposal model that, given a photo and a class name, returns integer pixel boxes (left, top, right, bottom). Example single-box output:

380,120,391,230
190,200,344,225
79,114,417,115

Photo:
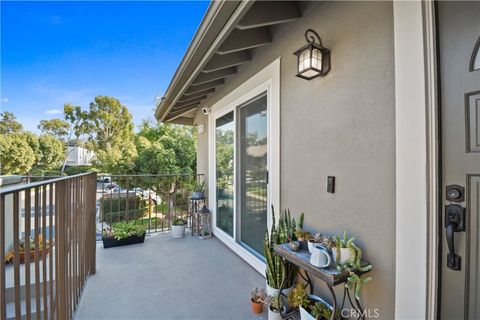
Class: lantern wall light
293,29,331,80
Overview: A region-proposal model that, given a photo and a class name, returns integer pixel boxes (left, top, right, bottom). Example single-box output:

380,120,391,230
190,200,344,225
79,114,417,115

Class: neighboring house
66,146,95,167
155,1,480,319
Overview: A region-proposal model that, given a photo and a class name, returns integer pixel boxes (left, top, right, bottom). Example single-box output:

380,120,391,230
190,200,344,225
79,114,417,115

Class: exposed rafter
170,103,200,116
178,89,215,102
192,67,237,85
175,95,208,108
237,1,301,30
167,107,198,122
166,116,194,126
183,79,224,96
217,27,272,54
203,51,251,73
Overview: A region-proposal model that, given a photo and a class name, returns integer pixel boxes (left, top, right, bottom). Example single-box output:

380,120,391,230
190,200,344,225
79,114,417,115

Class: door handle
445,204,465,271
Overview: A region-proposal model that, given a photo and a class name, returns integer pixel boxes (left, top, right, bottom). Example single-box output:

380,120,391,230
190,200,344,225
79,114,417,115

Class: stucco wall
195,2,395,317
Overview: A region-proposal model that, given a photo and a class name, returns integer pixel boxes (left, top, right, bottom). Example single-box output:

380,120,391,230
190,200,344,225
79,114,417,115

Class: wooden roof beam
183,79,224,96
192,67,237,86
203,51,251,73
217,27,271,54
237,1,301,30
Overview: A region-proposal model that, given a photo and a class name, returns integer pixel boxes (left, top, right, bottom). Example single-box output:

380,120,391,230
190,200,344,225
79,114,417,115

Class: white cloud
1,98,9,103
45,109,63,115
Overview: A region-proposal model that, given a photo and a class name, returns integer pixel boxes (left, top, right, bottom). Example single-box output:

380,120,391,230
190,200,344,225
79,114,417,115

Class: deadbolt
446,185,464,202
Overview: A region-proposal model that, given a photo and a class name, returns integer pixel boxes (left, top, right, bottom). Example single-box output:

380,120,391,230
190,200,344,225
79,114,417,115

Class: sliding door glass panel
216,111,234,236
240,95,268,256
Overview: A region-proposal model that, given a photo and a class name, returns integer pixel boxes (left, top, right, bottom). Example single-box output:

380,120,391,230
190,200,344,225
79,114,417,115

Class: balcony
1,173,266,319
75,232,265,319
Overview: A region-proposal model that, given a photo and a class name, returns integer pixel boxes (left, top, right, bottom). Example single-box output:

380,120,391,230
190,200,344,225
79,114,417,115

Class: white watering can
309,245,331,268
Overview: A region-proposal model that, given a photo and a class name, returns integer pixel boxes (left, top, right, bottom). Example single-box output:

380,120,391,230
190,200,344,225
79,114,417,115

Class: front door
438,2,480,319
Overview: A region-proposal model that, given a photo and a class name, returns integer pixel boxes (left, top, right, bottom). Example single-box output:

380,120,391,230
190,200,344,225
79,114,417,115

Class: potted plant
18,236,50,263
102,222,146,248
331,231,356,264
308,233,332,253
265,295,285,320
172,217,187,238
334,235,373,302
264,206,298,296
288,283,334,320
191,181,205,200
251,287,266,314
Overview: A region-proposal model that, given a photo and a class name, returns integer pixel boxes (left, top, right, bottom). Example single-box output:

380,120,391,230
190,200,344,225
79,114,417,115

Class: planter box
20,248,49,263
102,234,145,249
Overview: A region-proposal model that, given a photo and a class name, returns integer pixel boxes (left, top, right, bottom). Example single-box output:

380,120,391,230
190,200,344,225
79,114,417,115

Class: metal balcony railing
0,173,97,320
96,174,205,234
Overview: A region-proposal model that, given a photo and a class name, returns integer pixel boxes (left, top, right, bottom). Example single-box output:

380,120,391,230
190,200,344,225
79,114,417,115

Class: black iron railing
96,174,205,234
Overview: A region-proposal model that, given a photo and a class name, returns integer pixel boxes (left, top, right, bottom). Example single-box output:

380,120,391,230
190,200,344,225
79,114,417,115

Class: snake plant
264,205,298,290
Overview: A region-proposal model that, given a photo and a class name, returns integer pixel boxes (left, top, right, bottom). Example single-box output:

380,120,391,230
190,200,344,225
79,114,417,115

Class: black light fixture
293,29,330,80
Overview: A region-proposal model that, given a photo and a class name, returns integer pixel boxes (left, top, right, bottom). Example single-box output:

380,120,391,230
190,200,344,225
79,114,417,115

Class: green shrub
64,165,96,175
103,208,145,224
100,195,146,222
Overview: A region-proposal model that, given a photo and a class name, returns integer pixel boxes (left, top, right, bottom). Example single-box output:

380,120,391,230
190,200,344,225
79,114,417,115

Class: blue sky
1,1,209,132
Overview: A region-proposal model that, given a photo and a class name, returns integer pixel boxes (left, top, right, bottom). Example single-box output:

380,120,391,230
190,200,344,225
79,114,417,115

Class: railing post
56,179,68,320
88,173,97,275
0,195,5,320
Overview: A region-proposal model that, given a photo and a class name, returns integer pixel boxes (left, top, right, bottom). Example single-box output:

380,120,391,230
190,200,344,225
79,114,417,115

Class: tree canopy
38,119,70,141
0,111,23,134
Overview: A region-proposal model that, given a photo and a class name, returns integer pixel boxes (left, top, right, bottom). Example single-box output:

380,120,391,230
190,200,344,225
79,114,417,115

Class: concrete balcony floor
75,231,267,320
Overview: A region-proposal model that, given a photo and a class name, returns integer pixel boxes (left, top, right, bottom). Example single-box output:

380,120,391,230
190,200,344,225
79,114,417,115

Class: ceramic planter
268,305,285,320
299,295,332,320
332,247,354,264
172,224,186,238
102,234,145,249
191,191,205,200
251,300,263,314
266,282,294,297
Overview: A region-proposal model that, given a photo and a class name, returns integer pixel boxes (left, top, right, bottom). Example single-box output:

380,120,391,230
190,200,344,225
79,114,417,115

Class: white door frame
207,58,281,274
394,1,439,319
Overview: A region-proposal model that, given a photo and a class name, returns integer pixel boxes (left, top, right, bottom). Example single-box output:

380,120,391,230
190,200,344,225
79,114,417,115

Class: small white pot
266,281,293,297
332,247,354,264
171,225,186,238
268,306,285,320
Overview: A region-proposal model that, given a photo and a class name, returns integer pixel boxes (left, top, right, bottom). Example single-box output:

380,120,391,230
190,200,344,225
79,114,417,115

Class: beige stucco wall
195,1,395,317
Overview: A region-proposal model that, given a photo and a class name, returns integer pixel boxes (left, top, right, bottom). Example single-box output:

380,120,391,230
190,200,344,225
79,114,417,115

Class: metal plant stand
188,197,205,234
274,244,370,320
191,204,211,239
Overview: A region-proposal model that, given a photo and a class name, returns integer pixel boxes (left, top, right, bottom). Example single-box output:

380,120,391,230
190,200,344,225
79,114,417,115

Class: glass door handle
445,204,465,271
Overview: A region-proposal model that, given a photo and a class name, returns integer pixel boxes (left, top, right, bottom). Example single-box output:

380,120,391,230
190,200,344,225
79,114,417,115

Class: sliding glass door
215,112,234,236
239,95,268,256
214,94,268,257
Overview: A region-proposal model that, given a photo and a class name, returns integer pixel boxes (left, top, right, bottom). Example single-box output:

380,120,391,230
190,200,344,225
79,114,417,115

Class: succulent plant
251,287,266,303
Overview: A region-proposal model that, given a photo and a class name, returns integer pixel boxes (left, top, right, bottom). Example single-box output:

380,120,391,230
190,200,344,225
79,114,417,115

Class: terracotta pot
251,300,263,314
19,247,49,264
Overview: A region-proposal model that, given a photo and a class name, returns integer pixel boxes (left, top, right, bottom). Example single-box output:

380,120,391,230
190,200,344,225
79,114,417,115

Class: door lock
445,204,465,270
446,185,464,202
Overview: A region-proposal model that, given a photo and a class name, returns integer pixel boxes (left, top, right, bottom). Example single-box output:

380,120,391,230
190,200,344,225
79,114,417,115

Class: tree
0,133,36,174
38,119,70,141
0,111,23,134
133,122,197,209
67,96,137,172
38,135,65,170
